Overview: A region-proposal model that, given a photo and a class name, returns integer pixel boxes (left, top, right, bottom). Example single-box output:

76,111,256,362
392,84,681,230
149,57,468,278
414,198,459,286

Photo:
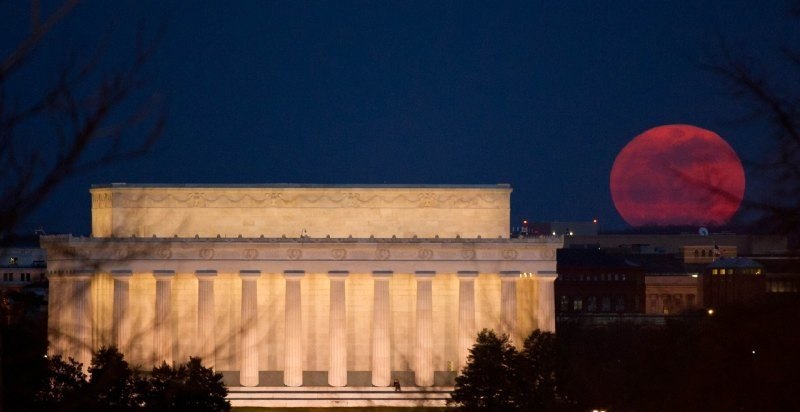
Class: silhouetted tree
143,357,230,412
517,330,562,411
33,347,231,412
33,355,87,411
450,329,520,411
702,3,800,239
85,346,144,412
1,2,165,408
0,1,165,243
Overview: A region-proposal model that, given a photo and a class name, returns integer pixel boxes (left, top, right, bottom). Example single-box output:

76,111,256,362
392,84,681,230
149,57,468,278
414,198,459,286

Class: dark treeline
452,293,800,411
556,294,800,411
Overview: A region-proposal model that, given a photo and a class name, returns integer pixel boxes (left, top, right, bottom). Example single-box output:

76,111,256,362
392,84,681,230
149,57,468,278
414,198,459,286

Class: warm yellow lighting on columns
153,270,174,366
284,270,305,387
371,271,392,387
457,271,478,370
112,270,133,355
415,271,435,387
536,271,557,332
47,273,65,357
196,270,217,368
328,271,348,387
72,272,93,370
239,270,261,387
499,271,519,339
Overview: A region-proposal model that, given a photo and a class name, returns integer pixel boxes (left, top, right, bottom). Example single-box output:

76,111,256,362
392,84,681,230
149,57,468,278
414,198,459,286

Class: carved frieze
199,248,214,259
243,249,258,259
418,248,433,260
376,248,390,260
107,190,506,209
331,249,347,260
156,248,172,259
461,249,476,260
287,249,302,260
501,249,518,260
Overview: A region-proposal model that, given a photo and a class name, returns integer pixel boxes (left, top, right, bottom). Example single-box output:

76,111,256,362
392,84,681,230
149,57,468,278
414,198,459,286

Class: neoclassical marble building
43,184,560,392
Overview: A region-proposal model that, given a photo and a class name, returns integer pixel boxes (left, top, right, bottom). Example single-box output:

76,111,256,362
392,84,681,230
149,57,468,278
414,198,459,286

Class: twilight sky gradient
2,1,797,235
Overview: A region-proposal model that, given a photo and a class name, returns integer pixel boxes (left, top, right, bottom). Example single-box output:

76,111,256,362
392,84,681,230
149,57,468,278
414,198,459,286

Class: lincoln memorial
42,184,560,407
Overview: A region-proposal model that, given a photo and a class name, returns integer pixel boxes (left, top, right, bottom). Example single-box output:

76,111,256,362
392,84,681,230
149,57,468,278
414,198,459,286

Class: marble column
240,270,260,387
371,271,392,387
415,271,435,387
47,274,63,357
112,270,132,355
499,271,519,340
153,270,174,366
196,270,217,368
536,272,558,332
284,270,305,387
72,272,93,370
457,271,478,370
328,271,348,387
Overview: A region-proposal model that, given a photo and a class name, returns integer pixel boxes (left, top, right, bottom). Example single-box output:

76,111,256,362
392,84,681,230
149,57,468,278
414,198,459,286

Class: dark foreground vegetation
0,336,229,412
451,294,800,412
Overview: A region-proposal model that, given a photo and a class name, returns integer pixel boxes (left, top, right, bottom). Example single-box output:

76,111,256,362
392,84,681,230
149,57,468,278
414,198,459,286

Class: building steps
227,386,454,408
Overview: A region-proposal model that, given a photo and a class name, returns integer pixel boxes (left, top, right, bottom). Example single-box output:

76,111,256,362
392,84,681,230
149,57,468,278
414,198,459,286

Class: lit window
560,296,569,311
712,269,718,275
9,257,18,266
573,298,583,312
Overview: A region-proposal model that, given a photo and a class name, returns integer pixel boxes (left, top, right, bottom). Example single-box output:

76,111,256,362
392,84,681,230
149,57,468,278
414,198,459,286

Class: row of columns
72,269,555,387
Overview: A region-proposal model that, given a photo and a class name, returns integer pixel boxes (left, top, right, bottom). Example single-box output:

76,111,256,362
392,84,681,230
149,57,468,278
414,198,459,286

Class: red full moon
610,124,745,227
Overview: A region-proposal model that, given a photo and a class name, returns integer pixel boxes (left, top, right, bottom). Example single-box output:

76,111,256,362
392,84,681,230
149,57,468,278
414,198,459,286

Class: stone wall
90,184,512,239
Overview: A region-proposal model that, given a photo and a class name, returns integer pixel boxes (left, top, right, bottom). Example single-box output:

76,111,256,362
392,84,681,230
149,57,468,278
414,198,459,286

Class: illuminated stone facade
44,184,559,404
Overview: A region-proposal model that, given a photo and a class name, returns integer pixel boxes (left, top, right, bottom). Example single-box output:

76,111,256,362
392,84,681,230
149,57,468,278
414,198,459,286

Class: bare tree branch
0,1,167,243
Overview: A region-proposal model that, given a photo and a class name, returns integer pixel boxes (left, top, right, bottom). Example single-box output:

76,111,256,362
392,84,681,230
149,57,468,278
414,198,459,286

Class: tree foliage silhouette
33,346,230,412
450,329,563,411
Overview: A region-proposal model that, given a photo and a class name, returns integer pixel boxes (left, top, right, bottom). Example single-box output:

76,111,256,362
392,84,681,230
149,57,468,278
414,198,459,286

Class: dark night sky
3,1,797,235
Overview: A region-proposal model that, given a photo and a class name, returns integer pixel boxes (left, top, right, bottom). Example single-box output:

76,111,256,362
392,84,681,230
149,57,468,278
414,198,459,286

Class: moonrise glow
610,124,746,227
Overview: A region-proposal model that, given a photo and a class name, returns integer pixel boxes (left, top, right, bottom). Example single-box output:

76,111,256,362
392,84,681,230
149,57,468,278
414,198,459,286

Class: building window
712,269,719,275
587,296,597,312
601,296,611,312
560,295,569,312
615,296,626,312
687,294,696,307
9,257,18,266
573,298,583,312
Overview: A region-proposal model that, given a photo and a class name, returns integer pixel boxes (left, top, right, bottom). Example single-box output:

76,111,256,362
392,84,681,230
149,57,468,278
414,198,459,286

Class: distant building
514,220,599,238
703,257,765,308
0,240,47,290
1,239,48,324
556,248,645,318
756,256,800,293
